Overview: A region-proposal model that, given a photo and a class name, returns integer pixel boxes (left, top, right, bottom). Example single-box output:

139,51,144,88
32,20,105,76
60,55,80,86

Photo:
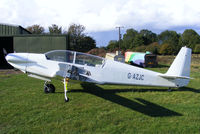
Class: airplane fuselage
6,48,190,88
5,47,192,102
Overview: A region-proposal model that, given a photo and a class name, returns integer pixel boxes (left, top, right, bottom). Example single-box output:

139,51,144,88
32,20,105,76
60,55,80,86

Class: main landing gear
44,82,55,93
44,78,70,102
168,87,172,92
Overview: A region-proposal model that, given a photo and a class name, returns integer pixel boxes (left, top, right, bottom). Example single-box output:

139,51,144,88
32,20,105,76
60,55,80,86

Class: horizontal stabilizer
158,74,191,79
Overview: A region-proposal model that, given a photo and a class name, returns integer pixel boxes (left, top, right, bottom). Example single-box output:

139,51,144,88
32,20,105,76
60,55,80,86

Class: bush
87,48,106,57
159,43,174,55
194,44,200,54
133,45,146,52
145,42,160,54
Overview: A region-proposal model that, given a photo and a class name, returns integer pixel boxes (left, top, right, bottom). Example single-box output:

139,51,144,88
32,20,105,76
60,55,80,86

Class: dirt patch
0,69,22,75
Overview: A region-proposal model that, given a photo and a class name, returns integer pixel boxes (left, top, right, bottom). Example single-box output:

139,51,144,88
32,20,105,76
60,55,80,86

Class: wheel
168,88,172,92
65,98,69,102
44,84,55,93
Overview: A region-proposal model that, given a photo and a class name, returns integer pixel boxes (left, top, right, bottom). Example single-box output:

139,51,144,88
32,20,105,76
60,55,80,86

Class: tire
44,84,55,93
65,98,69,102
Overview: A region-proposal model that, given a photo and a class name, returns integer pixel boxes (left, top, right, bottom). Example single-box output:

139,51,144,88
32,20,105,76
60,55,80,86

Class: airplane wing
56,63,98,83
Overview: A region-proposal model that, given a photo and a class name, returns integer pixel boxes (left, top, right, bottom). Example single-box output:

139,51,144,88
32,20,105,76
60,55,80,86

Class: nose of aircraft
5,54,12,62
6,53,28,63
5,53,29,72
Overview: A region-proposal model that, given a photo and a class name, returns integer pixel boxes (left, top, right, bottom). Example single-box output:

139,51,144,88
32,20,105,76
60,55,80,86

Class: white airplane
5,47,192,102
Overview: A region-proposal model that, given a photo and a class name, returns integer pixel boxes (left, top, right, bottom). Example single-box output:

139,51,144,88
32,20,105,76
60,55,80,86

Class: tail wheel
44,84,55,93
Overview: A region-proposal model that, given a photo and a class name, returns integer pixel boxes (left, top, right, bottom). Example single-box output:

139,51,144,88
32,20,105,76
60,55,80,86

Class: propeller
3,48,8,57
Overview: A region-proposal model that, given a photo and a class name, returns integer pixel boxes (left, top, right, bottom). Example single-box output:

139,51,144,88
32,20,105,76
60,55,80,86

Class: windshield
45,50,74,63
45,50,104,67
75,52,104,67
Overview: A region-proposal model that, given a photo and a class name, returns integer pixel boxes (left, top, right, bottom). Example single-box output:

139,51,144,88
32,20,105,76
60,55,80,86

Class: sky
1,0,200,47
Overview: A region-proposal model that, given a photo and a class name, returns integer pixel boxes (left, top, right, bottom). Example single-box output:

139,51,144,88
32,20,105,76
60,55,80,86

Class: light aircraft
5,47,192,102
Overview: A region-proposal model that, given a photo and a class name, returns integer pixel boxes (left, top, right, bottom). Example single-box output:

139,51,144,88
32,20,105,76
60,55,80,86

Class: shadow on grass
178,87,200,93
69,83,183,117
60,85,199,94
116,87,200,93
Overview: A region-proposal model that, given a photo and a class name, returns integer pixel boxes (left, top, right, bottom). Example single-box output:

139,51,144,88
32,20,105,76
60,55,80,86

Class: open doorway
0,37,14,69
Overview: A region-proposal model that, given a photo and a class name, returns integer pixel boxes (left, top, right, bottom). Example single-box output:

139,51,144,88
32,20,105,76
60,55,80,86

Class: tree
67,24,86,51
122,29,138,49
26,24,45,34
179,29,200,50
139,29,157,45
67,23,85,38
121,29,157,50
158,30,180,54
107,40,119,51
48,24,62,34
78,36,96,52
133,34,144,47
66,23,95,52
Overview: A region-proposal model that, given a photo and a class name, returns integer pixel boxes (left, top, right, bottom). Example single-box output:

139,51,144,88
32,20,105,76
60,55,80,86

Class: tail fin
158,47,192,87
166,47,191,78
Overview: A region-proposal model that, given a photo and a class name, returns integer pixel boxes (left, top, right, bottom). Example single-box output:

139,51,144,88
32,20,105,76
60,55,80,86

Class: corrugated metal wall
0,24,18,35
0,24,31,35
14,35,69,53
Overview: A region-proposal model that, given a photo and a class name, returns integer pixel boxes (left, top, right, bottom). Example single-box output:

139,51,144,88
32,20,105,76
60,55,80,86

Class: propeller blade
3,48,8,56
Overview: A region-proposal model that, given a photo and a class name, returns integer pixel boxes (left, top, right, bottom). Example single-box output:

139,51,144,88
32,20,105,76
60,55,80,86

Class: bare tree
48,24,62,34
26,24,45,34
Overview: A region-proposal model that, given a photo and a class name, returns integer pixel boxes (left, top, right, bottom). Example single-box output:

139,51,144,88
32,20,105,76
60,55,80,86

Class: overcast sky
1,0,200,46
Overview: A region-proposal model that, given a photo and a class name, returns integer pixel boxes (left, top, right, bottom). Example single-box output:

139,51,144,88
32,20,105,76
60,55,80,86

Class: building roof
0,23,32,36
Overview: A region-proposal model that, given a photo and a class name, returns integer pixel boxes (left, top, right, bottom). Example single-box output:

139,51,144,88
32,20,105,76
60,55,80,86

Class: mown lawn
0,65,200,134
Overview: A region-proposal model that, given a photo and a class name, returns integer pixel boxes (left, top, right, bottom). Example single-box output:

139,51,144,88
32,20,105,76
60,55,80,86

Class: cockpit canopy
45,50,104,67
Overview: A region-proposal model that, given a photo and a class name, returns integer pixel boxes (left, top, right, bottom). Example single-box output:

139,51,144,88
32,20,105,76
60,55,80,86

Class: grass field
0,56,200,134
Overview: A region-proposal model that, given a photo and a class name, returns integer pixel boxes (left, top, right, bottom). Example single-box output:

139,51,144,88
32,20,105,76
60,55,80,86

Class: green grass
0,65,200,134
